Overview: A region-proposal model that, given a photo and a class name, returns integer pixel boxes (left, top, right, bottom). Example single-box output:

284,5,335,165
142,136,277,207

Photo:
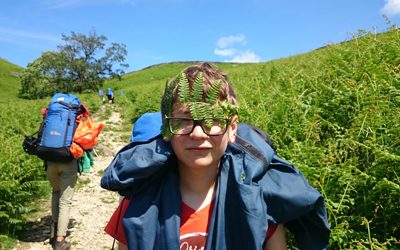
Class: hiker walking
106,88,114,104
22,92,104,249
38,93,85,250
98,89,105,103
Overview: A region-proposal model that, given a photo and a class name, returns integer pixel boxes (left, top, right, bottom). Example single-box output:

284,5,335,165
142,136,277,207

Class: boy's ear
228,115,238,144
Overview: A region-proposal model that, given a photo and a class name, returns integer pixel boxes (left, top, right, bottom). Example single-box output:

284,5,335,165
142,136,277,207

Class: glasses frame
165,117,232,136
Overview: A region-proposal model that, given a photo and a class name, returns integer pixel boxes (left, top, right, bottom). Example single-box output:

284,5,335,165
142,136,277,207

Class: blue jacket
101,120,330,250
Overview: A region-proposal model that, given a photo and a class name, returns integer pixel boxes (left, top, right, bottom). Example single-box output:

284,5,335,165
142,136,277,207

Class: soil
12,104,129,250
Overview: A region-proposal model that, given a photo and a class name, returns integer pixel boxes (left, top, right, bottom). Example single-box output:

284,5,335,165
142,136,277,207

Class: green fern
161,120,173,139
206,79,221,105
219,101,239,117
191,72,204,102
178,73,190,103
189,102,212,120
161,71,238,138
160,80,174,118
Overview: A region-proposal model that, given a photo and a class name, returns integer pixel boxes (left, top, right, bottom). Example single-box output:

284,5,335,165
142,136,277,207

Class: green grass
0,58,23,100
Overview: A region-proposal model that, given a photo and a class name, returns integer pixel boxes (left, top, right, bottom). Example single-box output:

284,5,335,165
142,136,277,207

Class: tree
19,29,128,99
19,51,68,99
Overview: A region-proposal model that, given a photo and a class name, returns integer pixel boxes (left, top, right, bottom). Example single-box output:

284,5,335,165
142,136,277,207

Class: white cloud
216,34,246,49
228,51,261,63
381,0,400,16
213,48,236,57
214,34,261,63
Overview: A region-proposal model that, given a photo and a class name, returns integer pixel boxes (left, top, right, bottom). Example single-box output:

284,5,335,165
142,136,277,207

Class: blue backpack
130,112,162,143
36,93,82,162
107,88,113,96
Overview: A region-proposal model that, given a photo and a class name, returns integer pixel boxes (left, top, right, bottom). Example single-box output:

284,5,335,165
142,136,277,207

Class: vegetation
0,58,23,98
19,29,128,99
0,24,399,249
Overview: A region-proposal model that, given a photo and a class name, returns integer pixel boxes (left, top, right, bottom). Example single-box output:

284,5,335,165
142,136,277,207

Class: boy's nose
190,124,207,138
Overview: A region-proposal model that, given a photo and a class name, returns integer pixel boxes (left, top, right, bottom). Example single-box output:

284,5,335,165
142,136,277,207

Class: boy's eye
170,119,187,129
202,119,213,130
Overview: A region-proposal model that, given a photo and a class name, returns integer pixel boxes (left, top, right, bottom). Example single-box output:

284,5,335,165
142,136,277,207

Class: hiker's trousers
46,160,78,237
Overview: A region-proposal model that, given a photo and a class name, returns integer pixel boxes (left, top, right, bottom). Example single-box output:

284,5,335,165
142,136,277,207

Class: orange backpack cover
70,114,104,158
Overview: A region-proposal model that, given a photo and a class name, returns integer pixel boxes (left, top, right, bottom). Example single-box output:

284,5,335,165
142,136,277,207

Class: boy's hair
160,62,239,138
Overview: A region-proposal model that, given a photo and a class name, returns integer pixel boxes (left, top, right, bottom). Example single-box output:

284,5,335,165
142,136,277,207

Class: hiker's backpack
36,93,82,162
107,88,113,96
130,112,162,143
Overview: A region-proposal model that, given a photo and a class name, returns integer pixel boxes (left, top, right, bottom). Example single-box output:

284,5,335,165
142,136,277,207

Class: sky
1,0,400,72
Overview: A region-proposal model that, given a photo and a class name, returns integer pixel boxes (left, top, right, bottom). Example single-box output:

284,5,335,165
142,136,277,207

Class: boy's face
169,105,238,171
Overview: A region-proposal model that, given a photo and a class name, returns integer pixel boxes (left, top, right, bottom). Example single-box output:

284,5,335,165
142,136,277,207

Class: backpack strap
79,104,90,116
235,136,270,167
234,123,276,169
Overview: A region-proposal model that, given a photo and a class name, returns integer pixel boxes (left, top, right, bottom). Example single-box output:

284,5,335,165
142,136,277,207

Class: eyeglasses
166,117,232,136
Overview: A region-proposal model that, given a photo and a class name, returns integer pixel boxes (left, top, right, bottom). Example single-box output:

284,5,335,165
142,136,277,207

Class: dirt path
12,104,129,250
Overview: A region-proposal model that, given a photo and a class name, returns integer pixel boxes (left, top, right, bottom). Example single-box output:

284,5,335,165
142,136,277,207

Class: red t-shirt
180,200,214,249
104,198,277,247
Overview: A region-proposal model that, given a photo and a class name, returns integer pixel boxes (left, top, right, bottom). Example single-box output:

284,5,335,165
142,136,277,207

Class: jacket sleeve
100,137,172,196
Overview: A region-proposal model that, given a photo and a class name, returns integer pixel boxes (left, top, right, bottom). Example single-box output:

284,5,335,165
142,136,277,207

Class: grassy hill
0,58,23,100
1,27,399,249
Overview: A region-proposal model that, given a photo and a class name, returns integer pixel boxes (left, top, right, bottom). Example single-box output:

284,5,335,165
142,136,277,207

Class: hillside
1,27,399,249
0,58,23,100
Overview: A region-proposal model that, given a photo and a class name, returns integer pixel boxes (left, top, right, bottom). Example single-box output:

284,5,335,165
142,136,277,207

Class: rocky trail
12,105,129,250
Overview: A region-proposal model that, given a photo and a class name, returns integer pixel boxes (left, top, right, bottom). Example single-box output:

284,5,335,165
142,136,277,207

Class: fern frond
206,79,222,105
211,106,224,118
161,120,173,139
178,73,190,103
191,73,204,102
219,101,239,117
189,102,210,120
161,80,174,117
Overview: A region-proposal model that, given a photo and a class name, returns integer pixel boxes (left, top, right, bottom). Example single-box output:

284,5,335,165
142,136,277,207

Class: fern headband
160,70,238,138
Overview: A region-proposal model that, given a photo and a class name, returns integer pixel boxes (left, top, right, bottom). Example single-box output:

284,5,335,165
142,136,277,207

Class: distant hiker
101,62,330,250
98,89,105,103
107,88,114,104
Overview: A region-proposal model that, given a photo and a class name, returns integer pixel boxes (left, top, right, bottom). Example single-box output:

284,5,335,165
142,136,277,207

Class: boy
102,62,330,249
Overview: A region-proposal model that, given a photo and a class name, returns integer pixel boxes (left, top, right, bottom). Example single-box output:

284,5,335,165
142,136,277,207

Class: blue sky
1,0,400,72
